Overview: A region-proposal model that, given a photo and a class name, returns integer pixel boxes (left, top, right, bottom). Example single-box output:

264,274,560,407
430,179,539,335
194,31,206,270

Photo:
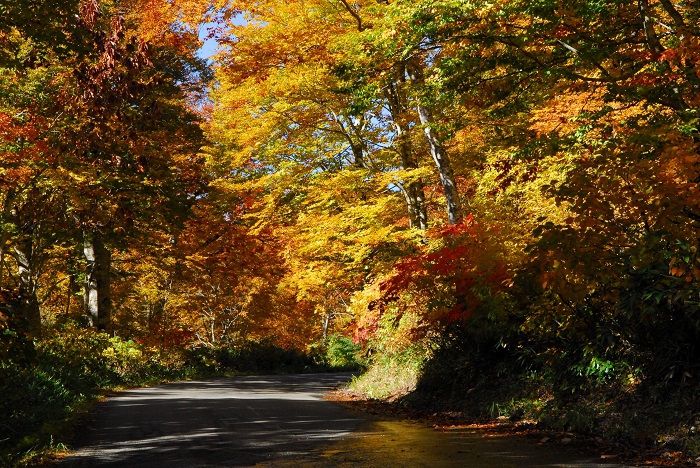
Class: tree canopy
2,1,700,459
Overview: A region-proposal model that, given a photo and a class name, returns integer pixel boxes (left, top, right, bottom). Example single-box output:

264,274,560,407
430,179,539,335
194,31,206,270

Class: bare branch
638,0,664,54
658,0,687,32
337,0,367,32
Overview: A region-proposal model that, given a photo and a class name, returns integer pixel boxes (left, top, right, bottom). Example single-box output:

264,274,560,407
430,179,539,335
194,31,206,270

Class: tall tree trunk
83,230,111,331
322,313,331,341
12,235,41,337
0,188,16,279
406,60,464,225
385,74,428,230
394,124,428,230
65,273,75,316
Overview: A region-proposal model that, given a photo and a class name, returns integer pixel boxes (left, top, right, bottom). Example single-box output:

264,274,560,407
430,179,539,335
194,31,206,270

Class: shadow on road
58,373,629,467
60,373,362,467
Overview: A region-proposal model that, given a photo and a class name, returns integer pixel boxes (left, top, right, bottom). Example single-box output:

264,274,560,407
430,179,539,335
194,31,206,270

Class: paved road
58,373,628,467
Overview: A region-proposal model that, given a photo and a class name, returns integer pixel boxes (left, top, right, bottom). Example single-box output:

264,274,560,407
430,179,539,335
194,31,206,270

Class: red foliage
376,215,508,326
138,325,195,348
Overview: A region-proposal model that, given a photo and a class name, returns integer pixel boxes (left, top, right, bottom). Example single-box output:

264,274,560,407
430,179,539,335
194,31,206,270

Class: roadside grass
1,327,358,467
347,342,426,401
349,353,421,401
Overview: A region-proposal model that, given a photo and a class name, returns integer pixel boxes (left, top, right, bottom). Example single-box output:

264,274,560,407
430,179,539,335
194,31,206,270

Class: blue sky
197,23,220,61
196,14,246,61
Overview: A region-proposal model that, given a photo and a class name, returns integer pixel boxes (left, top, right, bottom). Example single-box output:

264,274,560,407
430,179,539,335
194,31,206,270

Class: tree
59,0,207,331
0,0,208,335
0,26,75,337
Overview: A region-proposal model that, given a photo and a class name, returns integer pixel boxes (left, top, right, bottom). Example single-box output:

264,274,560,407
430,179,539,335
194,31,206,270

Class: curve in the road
59,373,362,467
58,373,628,467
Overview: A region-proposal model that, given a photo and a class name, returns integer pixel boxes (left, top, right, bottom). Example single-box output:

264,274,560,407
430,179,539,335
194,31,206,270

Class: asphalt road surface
58,373,628,467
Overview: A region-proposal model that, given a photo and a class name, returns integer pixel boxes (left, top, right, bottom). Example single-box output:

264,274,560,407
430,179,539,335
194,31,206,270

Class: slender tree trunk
322,313,331,341
395,124,428,230
385,76,428,230
83,230,111,331
0,188,16,278
13,236,41,337
210,314,216,346
65,274,74,316
406,60,463,225
415,102,463,224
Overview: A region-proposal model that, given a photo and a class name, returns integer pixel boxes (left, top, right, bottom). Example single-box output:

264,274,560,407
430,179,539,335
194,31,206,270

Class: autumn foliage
373,216,508,327
3,0,700,461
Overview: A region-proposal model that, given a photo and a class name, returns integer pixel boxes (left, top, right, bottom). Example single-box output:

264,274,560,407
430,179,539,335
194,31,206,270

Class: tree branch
337,0,367,31
658,0,687,32
638,0,664,54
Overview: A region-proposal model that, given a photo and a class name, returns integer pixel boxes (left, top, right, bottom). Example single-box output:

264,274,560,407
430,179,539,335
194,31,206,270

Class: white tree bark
12,236,42,337
406,60,463,225
84,230,111,331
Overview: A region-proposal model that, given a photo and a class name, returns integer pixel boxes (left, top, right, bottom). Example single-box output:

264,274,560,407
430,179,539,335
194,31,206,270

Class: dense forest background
2,0,700,464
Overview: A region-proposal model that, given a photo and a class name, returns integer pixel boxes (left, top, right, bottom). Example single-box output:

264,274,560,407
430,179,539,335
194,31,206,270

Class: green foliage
185,340,323,375
0,326,176,464
323,334,363,370
0,325,338,464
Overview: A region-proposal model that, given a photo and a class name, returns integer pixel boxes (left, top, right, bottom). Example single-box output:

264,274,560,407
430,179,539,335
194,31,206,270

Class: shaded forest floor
329,391,698,467
338,339,700,467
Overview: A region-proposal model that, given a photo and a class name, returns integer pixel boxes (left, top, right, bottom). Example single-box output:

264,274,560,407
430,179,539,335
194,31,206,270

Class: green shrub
0,327,331,464
0,325,189,464
0,363,72,453
324,334,363,370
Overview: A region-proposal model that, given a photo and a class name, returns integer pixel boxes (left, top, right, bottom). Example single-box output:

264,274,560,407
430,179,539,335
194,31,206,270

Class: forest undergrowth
348,322,700,466
0,323,358,466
